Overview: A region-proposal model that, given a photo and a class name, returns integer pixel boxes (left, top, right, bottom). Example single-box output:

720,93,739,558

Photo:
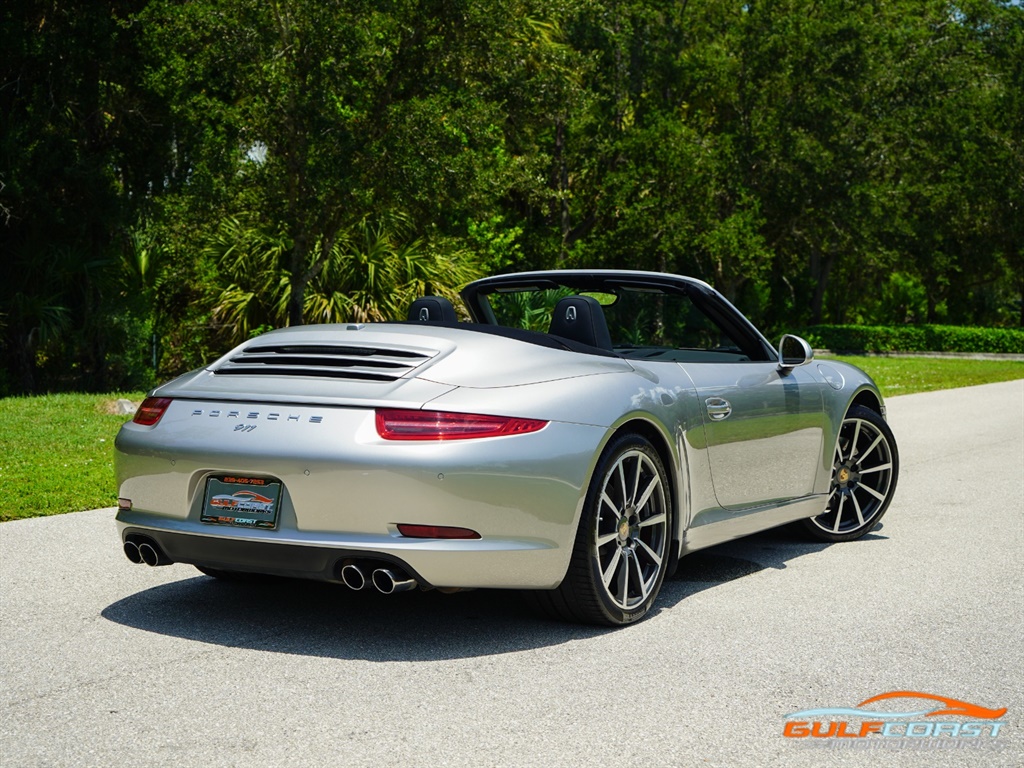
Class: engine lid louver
212,343,436,382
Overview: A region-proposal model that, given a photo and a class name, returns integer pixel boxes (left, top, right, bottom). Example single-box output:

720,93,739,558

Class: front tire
529,433,672,626
803,404,899,542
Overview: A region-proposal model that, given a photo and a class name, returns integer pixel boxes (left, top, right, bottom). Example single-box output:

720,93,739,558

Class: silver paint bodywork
115,270,886,589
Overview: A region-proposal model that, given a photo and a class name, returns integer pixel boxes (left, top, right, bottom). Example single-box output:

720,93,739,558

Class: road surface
2,380,1021,767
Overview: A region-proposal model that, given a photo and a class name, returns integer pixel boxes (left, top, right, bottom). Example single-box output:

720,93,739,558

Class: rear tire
528,433,672,626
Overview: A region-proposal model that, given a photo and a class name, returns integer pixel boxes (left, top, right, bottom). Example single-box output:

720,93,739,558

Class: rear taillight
375,409,547,440
133,397,173,426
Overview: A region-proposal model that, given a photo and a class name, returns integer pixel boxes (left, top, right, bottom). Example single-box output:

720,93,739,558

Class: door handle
705,397,732,421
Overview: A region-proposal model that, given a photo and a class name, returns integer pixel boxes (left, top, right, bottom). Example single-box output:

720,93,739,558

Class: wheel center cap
618,517,631,540
838,467,851,483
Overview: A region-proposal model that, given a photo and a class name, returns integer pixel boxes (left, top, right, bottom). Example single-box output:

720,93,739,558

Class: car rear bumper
117,515,574,589
115,405,608,589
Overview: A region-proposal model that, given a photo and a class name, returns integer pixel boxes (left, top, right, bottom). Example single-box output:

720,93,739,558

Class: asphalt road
2,380,1022,768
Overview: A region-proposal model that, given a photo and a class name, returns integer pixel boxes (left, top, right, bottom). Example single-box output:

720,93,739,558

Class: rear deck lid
153,323,632,406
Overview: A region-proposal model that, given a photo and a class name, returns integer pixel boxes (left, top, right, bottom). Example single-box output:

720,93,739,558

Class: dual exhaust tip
123,538,172,567
123,539,416,593
341,563,417,594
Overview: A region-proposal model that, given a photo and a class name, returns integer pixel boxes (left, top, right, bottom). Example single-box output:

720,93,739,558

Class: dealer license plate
201,475,282,529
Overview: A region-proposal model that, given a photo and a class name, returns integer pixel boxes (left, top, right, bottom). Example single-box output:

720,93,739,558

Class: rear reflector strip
397,524,481,540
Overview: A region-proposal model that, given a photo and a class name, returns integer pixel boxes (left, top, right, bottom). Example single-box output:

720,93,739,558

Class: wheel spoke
602,548,622,589
849,420,862,459
638,511,666,529
633,555,649,601
637,538,662,567
596,531,618,547
859,462,891,475
634,473,661,513
632,457,643,506
617,461,629,505
616,553,629,603
858,483,887,503
832,495,846,532
850,492,865,527
600,491,618,514
859,434,884,463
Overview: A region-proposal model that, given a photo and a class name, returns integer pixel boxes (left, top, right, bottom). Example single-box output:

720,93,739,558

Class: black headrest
548,296,614,351
408,296,458,324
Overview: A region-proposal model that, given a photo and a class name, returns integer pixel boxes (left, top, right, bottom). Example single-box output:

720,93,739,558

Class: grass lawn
822,355,1024,396
0,392,144,521
1,355,1021,521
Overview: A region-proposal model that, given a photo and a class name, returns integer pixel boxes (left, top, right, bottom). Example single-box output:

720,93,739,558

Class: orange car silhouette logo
856,691,1006,720
784,691,1006,740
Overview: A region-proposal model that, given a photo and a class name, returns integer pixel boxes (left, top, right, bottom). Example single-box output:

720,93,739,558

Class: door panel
682,363,825,510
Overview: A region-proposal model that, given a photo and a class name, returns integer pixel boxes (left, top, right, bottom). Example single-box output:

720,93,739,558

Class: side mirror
778,334,814,370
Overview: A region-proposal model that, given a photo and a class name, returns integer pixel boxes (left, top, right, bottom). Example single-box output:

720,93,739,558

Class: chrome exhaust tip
340,564,368,591
371,568,418,594
138,542,160,566
137,541,171,567
123,541,143,564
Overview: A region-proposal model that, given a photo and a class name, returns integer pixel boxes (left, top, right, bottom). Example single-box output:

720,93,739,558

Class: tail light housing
133,397,173,426
375,409,547,440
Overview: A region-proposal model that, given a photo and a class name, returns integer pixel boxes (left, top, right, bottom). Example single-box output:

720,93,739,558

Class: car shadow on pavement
101,523,886,661
659,524,887,606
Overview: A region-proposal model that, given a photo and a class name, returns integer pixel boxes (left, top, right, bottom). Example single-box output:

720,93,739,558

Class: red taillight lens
375,409,548,440
133,397,173,426
396,524,481,540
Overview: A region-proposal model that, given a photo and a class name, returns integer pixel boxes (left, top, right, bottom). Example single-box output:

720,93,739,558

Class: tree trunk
809,247,834,325
288,234,310,327
13,330,35,394
556,118,569,266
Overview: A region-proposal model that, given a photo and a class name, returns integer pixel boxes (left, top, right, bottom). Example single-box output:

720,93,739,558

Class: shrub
801,325,1024,354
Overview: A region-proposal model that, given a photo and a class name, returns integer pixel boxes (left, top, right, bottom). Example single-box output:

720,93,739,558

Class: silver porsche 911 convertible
115,270,898,625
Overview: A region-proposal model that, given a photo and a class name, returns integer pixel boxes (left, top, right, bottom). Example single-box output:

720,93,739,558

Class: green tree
206,214,484,345
862,0,1020,324
1,0,173,393
142,0,574,328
